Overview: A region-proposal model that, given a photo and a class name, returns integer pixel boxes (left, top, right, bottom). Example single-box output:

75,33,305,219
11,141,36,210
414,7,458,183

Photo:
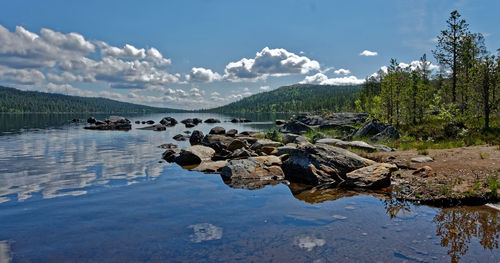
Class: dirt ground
364,145,500,206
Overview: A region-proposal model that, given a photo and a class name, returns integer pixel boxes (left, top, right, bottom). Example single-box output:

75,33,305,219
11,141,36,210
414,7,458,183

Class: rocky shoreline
83,114,499,207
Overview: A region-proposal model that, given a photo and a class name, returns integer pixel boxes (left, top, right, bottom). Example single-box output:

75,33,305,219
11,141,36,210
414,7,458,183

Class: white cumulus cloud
359,50,378,56
333,68,351,75
185,67,222,82
300,73,364,85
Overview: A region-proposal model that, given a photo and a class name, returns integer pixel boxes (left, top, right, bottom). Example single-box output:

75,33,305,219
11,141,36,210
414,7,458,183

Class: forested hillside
206,84,362,113
0,86,183,113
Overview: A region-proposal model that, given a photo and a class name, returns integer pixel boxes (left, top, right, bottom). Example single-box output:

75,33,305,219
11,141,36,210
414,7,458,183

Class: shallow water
0,113,499,262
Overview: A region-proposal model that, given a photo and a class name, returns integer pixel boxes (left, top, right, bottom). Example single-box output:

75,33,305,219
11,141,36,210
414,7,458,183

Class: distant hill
0,86,184,113
205,84,362,113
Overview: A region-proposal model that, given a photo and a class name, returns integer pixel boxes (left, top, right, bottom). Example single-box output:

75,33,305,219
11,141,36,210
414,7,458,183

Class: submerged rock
173,134,188,141
139,124,166,131
204,118,221,123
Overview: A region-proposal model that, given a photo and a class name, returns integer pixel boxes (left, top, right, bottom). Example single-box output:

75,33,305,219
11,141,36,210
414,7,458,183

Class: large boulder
316,139,377,152
190,130,204,145
250,139,283,150
227,139,247,151
344,163,397,189
175,145,216,166
221,157,284,180
370,126,400,143
282,144,375,185
226,129,238,137
279,120,313,134
160,117,178,126
87,117,96,124
209,126,226,135
351,119,387,138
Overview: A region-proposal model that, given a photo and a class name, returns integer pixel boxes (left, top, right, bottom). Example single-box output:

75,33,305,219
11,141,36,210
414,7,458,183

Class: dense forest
0,86,183,113
356,10,499,132
205,84,361,113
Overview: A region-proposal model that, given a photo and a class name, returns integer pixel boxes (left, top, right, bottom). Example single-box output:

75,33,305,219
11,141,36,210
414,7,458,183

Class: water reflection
294,235,326,251
0,241,11,263
188,223,223,243
383,198,412,219
433,206,500,263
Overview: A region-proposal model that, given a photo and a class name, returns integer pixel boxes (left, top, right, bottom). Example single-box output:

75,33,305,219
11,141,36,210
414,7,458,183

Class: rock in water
190,130,204,145
159,117,178,126
204,118,221,123
138,124,166,131
344,163,397,189
282,144,375,185
87,117,96,124
175,145,215,166
173,134,188,141
279,120,313,134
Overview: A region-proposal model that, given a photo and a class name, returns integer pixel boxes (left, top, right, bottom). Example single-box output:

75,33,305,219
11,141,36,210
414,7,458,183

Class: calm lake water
0,113,499,263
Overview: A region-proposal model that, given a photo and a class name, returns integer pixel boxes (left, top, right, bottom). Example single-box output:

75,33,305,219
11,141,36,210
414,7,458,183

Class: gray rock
282,143,375,185
159,117,178,126
173,134,188,141
221,157,284,180
227,139,247,151
275,119,286,125
281,133,309,144
316,139,376,152
411,156,434,163
191,160,228,174
250,139,283,150
146,120,155,124
351,119,387,138
175,145,216,166
226,129,238,137
204,118,221,123
373,144,396,152
370,126,400,143
84,116,131,130
279,120,313,134
189,130,204,145
138,124,166,131
344,163,397,189
209,126,226,135
229,148,254,159
276,144,297,156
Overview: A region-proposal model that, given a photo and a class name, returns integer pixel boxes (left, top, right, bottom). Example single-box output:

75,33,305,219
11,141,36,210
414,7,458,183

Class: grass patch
440,185,453,196
479,153,487,159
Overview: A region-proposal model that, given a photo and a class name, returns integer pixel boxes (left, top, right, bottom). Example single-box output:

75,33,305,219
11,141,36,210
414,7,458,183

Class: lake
0,113,499,262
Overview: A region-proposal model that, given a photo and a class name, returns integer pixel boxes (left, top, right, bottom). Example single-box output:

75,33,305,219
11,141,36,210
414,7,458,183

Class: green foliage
486,176,498,197
265,128,281,142
0,86,183,113
205,84,362,113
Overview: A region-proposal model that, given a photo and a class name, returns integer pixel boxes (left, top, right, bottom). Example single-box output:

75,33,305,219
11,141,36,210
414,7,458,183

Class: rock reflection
222,178,282,190
0,241,11,263
295,235,326,251
288,183,390,204
433,206,500,263
188,223,223,243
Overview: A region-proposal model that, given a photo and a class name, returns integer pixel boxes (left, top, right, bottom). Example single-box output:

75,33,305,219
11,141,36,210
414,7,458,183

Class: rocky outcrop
280,133,309,144
282,143,375,185
175,145,216,166
344,163,397,189
316,138,377,152
191,160,228,174
84,116,131,130
275,119,286,125
350,119,399,143
190,130,204,145
370,126,400,143
279,120,313,134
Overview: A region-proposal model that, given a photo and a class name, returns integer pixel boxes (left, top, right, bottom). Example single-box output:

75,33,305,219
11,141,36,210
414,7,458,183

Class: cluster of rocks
84,116,132,130
277,113,369,134
348,119,400,143
161,127,400,190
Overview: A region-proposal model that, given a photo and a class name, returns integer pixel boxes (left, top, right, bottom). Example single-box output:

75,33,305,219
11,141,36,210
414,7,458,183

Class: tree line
356,10,499,130
206,84,361,113
0,86,182,113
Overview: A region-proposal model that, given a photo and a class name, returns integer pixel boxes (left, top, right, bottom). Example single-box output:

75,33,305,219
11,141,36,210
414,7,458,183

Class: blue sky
0,0,499,109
